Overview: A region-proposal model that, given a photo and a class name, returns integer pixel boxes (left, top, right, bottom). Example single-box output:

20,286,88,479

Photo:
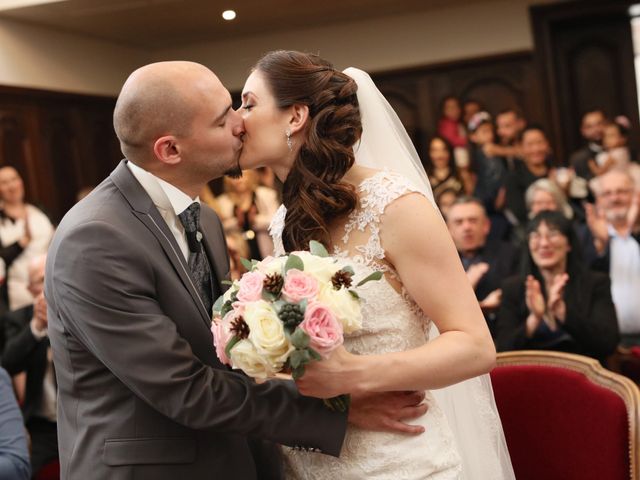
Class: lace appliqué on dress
274,171,462,479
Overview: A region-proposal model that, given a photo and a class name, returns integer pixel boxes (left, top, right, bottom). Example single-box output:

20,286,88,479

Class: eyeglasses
600,188,633,198
528,230,565,244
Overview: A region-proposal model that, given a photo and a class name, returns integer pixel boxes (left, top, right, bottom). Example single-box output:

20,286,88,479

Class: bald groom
45,62,425,480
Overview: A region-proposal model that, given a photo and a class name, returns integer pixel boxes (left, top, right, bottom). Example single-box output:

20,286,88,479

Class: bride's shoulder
352,168,423,207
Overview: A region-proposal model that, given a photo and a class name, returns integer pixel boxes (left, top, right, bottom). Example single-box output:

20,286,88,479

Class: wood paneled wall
0,86,121,224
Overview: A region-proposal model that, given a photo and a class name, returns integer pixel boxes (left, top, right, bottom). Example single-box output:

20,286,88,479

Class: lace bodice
270,171,462,479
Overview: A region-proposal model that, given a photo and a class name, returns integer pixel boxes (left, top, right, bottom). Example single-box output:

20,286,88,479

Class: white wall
0,0,558,96
0,17,147,96
156,0,557,91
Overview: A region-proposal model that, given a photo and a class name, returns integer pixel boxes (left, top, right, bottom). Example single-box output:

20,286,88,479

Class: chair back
491,350,640,480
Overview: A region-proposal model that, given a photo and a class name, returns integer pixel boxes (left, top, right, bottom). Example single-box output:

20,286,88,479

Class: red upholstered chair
34,459,60,480
490,350,640,480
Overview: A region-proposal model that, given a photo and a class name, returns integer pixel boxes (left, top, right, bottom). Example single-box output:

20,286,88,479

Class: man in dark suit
1,254,57,474
446,196,520,337
45,61,424,480
569,109,606,181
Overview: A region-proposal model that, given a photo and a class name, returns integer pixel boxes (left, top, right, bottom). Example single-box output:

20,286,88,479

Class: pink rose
211,311,235,365
236,271,265,303
299,302,344,358
281,269,319,303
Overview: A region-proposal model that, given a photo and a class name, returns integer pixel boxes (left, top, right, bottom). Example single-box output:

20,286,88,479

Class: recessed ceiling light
222,10,236,21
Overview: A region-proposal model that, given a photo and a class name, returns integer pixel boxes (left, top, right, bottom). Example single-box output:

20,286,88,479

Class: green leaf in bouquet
291,365,306,380
220,280,233,286
224,335,241,359
261,290,277,302
348,290,360,300
251,259,260,269
284,254,304,273
289,349,310,369
212,294,225,314
240,257,254,271
308,347,322,361
220,300,233,318
272,300,287,314
309,240,329,258
298,298,308,314
356,271,384,287
341,265,355,276
290,327,310,349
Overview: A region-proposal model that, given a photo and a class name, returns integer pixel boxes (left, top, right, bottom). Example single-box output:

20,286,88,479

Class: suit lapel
110,160,212,328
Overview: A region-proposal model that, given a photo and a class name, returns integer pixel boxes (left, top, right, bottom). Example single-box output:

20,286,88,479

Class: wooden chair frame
496,350,640,480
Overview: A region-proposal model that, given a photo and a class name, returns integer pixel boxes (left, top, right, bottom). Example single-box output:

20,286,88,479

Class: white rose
243,300,293,370
318,284,363,334
257,256,287,276
295,251,339,284
229,339,271,379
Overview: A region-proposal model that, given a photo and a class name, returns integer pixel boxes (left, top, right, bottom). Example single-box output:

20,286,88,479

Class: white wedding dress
271,171,467,479
266,66,514,480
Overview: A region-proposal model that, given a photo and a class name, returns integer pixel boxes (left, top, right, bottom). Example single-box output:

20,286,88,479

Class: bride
238,50,515,479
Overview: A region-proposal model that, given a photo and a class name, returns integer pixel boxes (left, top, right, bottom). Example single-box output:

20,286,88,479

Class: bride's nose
231,110,246,137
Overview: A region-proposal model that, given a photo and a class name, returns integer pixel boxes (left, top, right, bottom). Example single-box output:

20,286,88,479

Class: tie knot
179,202,201,233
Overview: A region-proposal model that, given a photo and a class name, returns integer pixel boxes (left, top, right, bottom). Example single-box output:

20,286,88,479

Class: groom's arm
48,220,347,456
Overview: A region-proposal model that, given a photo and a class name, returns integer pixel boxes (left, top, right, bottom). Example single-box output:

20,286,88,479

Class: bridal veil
344,66,516,480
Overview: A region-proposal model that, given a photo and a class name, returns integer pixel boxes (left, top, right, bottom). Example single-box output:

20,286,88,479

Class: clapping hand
524,275,545,336
547,273,569,324
466,262,489,290
31,292,48,334
479,289,502,311
585,203,609,254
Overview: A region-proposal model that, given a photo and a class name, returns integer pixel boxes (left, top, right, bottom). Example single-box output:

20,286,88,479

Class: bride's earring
286,129,293,151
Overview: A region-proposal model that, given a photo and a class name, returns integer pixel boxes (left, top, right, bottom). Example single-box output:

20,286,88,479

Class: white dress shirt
127,161,199,262
608,225,640,335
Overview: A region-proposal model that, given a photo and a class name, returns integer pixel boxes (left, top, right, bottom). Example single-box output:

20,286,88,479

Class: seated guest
0,167,54,311
570,109,606,181
585,169,640,345
425,136,465,200
505,126,552,225
216,170,280,260
0,366,30,480
525,178,574,220
446,196,520,335
494,108,526,171
462,99,482,126
1,254,57,475
496,211,619,362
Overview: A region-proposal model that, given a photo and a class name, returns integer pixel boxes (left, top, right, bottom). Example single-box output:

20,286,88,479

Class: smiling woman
496,210,620,362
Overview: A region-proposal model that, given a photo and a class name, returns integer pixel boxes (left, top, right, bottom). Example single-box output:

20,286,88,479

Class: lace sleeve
268,204,287,256
339,171,423,271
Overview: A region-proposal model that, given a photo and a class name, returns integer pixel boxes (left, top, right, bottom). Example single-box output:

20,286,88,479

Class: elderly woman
496,210,619,361
525,178,574,219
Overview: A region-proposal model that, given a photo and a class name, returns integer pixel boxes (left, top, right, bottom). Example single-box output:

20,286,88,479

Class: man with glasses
586,169,640,345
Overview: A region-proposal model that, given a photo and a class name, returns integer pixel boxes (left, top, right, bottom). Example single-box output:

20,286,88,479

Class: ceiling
0,0,485,50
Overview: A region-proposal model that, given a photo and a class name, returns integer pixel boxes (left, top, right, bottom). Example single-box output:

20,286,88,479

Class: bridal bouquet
210,241,381,409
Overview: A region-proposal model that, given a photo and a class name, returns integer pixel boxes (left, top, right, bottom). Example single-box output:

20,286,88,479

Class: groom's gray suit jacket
45,160,347,480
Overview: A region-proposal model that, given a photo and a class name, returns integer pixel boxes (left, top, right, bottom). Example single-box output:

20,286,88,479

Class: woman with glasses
495,210,619,362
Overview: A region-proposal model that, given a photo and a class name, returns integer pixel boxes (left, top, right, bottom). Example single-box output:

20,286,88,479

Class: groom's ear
153,135,182,165
288,104,309,135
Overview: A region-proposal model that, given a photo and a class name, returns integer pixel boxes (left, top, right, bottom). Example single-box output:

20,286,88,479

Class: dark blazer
45,161,347,480
495,270,619,361
570,144,599,181
1,305,50,422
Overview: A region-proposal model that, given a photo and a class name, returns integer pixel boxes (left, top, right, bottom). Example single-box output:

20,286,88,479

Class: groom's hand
348,391,428,435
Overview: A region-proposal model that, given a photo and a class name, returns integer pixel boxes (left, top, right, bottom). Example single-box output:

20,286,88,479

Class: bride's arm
297,193,496,397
